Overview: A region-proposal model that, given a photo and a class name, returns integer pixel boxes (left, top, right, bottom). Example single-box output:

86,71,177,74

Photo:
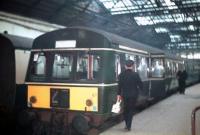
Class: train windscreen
26,50,104,82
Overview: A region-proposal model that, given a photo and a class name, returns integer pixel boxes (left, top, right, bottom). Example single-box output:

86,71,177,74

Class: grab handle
191,106,200,135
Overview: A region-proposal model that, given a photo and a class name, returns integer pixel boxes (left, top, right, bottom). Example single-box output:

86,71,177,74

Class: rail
191,106,200,135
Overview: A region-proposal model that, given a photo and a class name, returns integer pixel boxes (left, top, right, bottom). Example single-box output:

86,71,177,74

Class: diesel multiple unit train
23,27,200,135
1,27,199,135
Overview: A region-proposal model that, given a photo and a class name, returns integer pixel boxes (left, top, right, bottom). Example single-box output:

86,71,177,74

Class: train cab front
25,83,100,134
24,50,118,134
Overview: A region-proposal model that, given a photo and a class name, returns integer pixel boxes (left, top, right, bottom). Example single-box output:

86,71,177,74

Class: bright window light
181,54,187,58
188,25,195,31
103,1,115,9
187,53,194,59
173,13,184,23
155,27,169,33
99,0,198,29
164,0,178,9
123,0,132,6
99,0,135,15
170,35,182,42
115,1,124,8
183,0,200,4
180,27,188,31
134,16,154,25
194,53,200,59
181,52,200,59
134,13,191,26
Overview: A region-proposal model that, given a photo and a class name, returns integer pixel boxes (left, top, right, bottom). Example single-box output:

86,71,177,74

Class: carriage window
178,63,183,71
93,56,101,78
175,63,179,73
115,54,121,80
137,56,148,80
77,53,101,80
151,58,164,77
77,54,88,79
172,62,176,76
52,54,72,79
165,60,171,77
32,52,46,75
125,54,135,61
125,54,136,71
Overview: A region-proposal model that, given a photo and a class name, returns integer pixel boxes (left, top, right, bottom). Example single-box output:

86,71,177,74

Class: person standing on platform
117,60,143,131
181,70,188,94
176,70,182,94
176,69,188,94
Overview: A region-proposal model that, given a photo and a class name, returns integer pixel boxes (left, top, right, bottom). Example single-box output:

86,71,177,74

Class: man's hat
125,60,134,67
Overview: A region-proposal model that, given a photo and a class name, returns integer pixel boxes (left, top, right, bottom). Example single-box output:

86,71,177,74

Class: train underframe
18,108,121,135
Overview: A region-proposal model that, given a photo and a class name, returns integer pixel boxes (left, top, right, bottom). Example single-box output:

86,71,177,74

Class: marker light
86,99,93,106
30,96,37,104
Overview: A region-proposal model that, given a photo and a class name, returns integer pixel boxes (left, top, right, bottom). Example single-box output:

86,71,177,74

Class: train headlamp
86,99,93,107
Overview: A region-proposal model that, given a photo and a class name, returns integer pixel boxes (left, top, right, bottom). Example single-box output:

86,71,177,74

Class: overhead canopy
0,0,200,53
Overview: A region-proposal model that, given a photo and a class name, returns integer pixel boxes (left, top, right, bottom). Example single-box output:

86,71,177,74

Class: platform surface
100,83,200,135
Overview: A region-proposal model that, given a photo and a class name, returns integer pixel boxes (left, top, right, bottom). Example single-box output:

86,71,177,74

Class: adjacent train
24,27,199,134
0,33,33,111
184,59,200,85
0,33,33,134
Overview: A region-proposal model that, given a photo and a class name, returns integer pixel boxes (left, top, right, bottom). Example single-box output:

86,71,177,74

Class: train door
150,57,165,99
136,55,149,97
123,53,149,103
115,54,121,80
167,60,179,92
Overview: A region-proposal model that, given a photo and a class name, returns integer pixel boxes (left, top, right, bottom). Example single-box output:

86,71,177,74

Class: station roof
0,0,200,52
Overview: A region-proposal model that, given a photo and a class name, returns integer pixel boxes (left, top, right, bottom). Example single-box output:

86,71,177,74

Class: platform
100,83,200,135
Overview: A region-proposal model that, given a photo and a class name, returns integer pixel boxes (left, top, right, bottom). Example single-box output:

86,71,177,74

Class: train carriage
149,53,184,99
0,33,33,111
0,33,33,135
25,27,166,134
184,59,200,85
25,27,193,135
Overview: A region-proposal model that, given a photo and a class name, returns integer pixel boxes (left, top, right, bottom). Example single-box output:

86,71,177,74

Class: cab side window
32,52,46,76
115,54,121,80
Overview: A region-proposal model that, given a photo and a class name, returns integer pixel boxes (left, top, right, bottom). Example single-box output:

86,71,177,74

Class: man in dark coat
117,60,143,131
181,70,188,94
177,70,188,94
176,70,182,94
